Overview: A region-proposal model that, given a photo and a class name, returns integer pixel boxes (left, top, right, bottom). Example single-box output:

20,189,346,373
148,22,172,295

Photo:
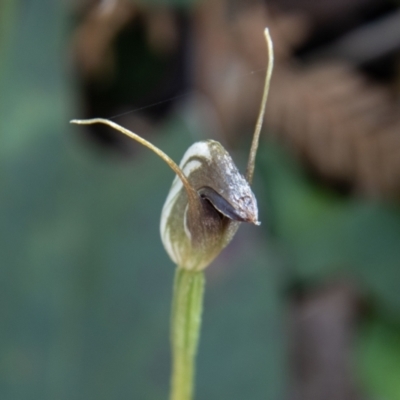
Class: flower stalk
170,268,205,400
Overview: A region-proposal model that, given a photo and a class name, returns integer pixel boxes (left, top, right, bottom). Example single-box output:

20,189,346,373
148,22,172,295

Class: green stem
170,267,205,400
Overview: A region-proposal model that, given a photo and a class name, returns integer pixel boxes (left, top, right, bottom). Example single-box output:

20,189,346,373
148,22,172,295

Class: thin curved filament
70,118,198,204
246,28,274,184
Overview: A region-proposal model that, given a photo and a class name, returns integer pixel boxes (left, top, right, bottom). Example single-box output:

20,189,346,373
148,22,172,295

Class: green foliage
258,140,400,319
357,318,400,400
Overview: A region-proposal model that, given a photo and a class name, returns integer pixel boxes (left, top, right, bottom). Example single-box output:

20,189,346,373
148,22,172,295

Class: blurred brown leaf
72,0,137,79
266,63,400,198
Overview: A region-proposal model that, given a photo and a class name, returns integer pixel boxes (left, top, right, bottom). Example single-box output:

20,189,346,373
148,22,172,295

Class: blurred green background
2,1,400,399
